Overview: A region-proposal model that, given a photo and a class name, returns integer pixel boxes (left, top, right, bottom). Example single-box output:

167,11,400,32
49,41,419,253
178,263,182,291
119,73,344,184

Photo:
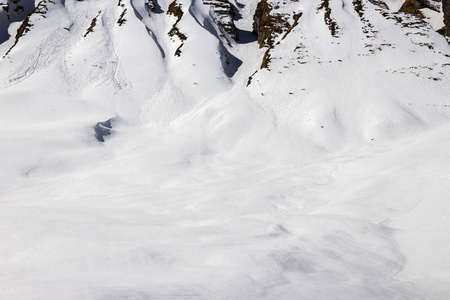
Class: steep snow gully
1,0,450,299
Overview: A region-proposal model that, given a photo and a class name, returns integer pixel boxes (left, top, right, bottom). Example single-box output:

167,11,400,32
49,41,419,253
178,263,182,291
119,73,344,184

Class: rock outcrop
0,0,35,44
399,0,440,18
147,0,156,11
167,0,187,56
317,0,340,37
252,0,289,48
399,0,450,38
3,0,49,57
440,0,450,36
204,0,239,41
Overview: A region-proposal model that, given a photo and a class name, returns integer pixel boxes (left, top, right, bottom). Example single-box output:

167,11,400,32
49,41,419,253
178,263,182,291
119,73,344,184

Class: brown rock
441,0,450,36
399,0,439,19
252,0,288,48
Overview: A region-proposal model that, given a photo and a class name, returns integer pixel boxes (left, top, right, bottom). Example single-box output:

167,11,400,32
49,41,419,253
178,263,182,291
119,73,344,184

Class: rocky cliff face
251,0,301,69
247,0,450,80
399,0,440,18
0,0,35,43
2,0,49,57
398,0,450,37
442,0,450,36
204,0,239,42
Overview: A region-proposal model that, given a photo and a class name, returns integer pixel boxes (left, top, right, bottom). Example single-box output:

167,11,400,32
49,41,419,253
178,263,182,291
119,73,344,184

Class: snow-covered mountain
0,0,449,299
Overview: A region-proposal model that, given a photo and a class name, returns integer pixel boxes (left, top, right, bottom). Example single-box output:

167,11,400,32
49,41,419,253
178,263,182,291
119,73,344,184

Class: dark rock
317,0,340,37
441,0,450,36
3,0,49,57
147,0,155,11
167,0,187,56
94,119,113,142
204,0,239,41
84,11,101,37
399,0,439,19
117,8,127,26
252,0,289,48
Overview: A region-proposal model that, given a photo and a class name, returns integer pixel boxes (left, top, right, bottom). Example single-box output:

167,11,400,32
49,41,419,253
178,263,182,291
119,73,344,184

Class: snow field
0,0,450,299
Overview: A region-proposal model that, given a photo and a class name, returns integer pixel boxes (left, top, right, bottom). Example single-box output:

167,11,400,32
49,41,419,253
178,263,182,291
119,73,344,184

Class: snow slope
0,0,450,299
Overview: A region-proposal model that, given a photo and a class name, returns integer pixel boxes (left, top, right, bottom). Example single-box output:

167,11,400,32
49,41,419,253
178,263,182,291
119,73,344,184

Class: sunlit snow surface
1,0,450,299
